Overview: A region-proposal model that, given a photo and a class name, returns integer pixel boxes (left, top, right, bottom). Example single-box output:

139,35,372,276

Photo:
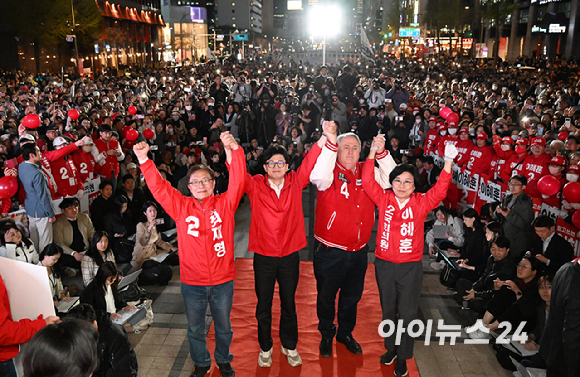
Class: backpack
439,264,461,288
139,260,172,286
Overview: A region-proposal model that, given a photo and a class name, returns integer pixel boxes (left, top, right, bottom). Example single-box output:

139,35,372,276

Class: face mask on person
511,135,519,141
566,174,579,182
448,128,457,135
469,128,476,136
501,144,511,151
549,166,562,176
185,105,192,111
172,116,180,121
167,127,174,134
359,99,365,104
492,85,498,91
515,146,526,154
440,130,447,136
415,118,421,124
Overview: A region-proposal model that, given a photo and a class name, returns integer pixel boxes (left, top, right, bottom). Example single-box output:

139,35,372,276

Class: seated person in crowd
53,197,95,270
454,236,516,314
0,223,38,264
453,209,488,282
103,195,135,263
38,243,71,310
67,303,138,377
81,231,117,287
91,180,115,231
529,215,574,277
117,174,147,226
457,220,501,283
427,205,465,256
131,201,176,270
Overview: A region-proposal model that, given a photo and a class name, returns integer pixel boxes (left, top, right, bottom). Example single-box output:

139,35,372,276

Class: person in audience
454,236,516,314
426,205,465,256
131,201,176,270
496,175,534,262
0,223,38,264
91,180,115,231
53,197,95,270
21,319,98,377
420,155,441,192
103,195,134,262
530,215,574,277
455,208,488,282
38,243,70,310
362,141,458,376
67,303,138,377
519,275,551,370
540,260,580,377
81,231,117,287
466,255,541,339
132,133,244,377
0,274,60,377
117,174,147,226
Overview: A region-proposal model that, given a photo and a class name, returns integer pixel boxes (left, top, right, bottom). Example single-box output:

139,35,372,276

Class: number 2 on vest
186,216,200,237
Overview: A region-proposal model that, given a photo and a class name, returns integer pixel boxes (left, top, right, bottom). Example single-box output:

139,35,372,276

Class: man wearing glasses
242,122,334,368
496,175,534,261
133,132,244,377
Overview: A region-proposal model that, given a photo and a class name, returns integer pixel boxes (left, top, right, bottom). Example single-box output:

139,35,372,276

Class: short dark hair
492,235,511,249
520,254,541,272
122,174,135,184
20,142,38,161
59,197,79,209
263,144,290,165
99,180,113,191
67,303,97,324
421,155,435,165
112,195,128,213
510,174,527,186
186,164,215,182
388,164,422,191
532,215,555,229
22,319,99,377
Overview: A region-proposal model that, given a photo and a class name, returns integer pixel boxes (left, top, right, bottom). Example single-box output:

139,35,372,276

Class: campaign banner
478,178,505,203
532,197,543,217
555,217,580,257
452,167,479,212
80,177,101,215
540,203,563,222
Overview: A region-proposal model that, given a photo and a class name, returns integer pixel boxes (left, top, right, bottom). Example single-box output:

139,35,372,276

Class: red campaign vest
423,129,440,156
94,138,120,179
50,156,83,197
437,135,459,157
455,139,474,167
523,153,551,183
38,156,59,199
72,149,96,183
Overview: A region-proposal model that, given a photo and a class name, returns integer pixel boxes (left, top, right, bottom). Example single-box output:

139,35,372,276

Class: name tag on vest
338,173,349,183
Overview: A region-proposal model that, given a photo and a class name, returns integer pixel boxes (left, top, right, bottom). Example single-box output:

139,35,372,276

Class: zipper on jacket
202,208,214,286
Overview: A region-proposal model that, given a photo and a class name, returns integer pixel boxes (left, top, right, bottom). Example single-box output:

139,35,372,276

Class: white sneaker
463,323,477,333
281,346,302,367
468,328,492,339
258,347,272,367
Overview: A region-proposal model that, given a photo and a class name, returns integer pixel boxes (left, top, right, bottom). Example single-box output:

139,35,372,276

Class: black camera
373,84,379,90
240,77,246,83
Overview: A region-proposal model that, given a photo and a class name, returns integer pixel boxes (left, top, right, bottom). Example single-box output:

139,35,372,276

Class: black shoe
319,338,332,358
190,365,211,377
336,334,362,355
217,362,235,377
394,359,408,377
380,350,397,365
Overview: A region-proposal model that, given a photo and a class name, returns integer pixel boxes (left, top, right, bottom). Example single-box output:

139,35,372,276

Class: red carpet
203,258,420,377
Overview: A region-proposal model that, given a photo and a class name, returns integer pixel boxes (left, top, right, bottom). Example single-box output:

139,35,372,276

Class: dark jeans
60,252,81,270
253,251,300,352
313,241,368,339
455,278,488,314
375,258,423,360
0,359,16,377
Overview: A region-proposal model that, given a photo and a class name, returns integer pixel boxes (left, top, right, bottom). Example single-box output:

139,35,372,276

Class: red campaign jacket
493,144,515,182
499,153,528,184
140,147,246,286
465,145,495,179
362,165,452,264
245,143,322,258
94,138,120,179
0,275,46,362
437,135,459,157
50,155,84,197
72,149,96,183
523,153,551,183
455,139,474,167
423,129,440,156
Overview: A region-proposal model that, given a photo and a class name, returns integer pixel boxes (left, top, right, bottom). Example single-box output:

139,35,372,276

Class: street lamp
308,5,341,65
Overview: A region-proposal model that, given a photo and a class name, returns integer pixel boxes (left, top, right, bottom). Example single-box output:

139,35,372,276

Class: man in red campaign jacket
500,138,529,184
92,124,124,191
437,120,459,157
50,136,85,198
73,137,97,183
523,137,551,197
455,127,474,167
133,133,244,377
542,155,567,208
363,141,458,376
243,122,330,369
423,116,440,156
309,130,396,358
465,132,495,179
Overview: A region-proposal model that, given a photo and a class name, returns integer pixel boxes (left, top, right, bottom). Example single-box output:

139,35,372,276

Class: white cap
53,136,69,147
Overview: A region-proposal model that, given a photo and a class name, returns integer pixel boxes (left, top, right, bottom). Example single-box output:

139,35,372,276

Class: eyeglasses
393,179,414,186
189,177,212,186
517,264,531,269
266,161,286,169
508,182,523,187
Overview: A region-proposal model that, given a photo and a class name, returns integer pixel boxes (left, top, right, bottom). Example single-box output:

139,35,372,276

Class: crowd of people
1,53,580,377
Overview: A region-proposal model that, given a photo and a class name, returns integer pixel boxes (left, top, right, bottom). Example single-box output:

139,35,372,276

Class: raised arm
309,121,338,191
221,132,247,210
372,135,396,189
362,136,387,205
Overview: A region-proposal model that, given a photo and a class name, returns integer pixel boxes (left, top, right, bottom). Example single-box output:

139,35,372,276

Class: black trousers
253,251,300,352
375,258,423,360
455,278,488,314
313,241,368,340
60,252,81,270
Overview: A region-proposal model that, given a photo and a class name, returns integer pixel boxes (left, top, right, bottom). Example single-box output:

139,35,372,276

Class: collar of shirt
543,232,555,252
397,198,410,210
268,177,285,198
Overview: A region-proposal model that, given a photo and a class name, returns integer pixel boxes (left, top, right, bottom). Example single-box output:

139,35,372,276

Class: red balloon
121,126,132,138
439,107,452,119
126,129,139,141
128,106,137,115
525,180,541,198
22,114,41,129
537,175,561,196
573,211,580,230
124,140,136,149
0,176,18,199
67,109,79,120
563,182,580,203
558,132,569,141
143,129,155,139
447,112,460,124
